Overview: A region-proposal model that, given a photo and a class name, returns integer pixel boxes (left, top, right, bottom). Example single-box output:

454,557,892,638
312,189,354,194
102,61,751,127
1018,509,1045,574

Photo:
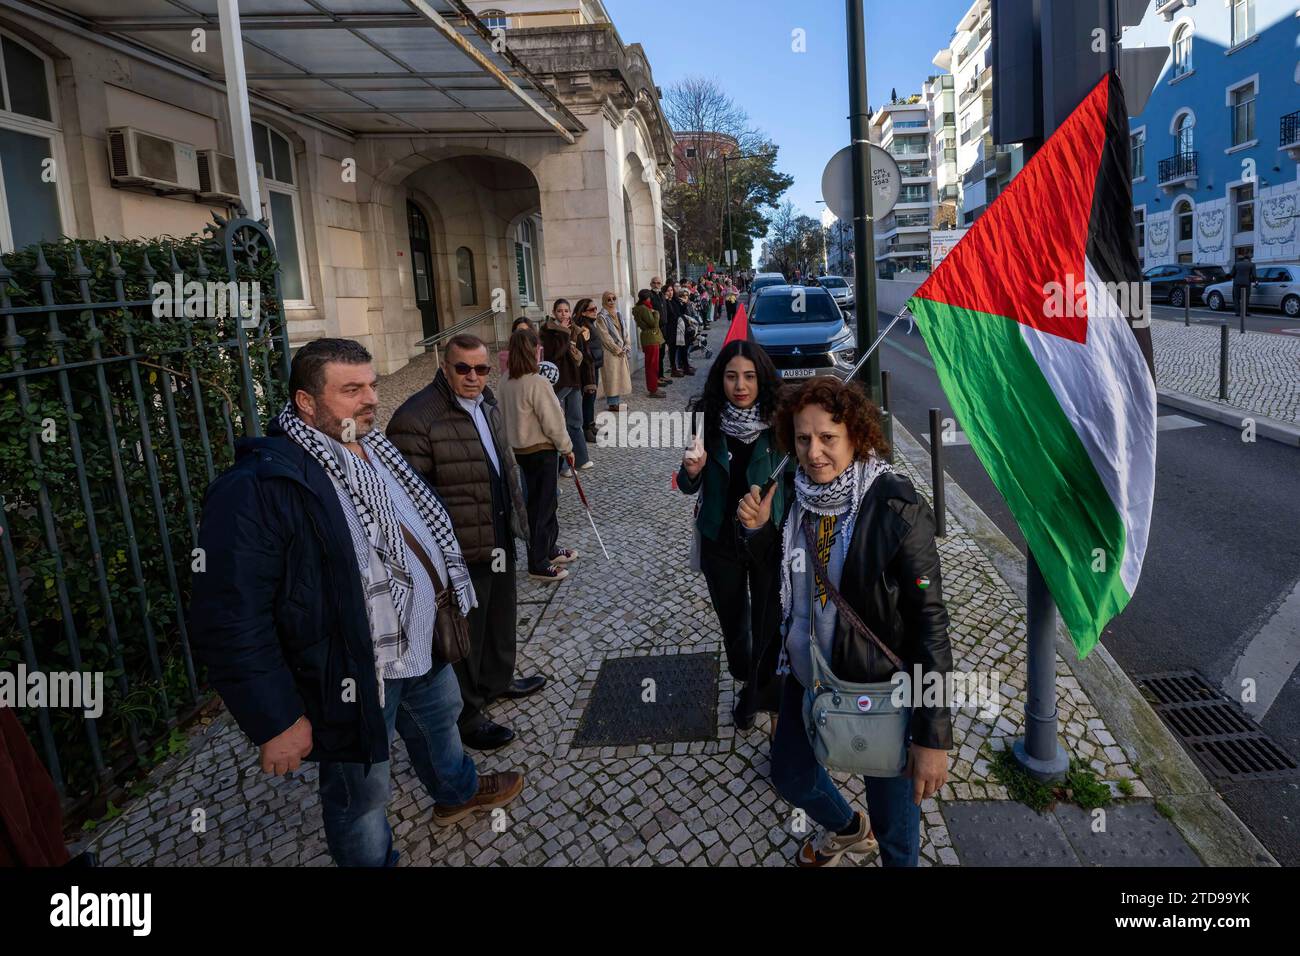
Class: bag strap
801,515,904,672
399,523,449,607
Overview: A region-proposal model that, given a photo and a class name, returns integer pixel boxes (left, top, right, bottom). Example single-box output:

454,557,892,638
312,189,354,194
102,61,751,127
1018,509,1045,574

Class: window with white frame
251,120,307,303
1131,128,1145,179
1230,0,1255,47
1133,207,1145,251
1233,183,1255,234
0,32,69,254
1230,81,1256,146
480,10,509,30
1172,24,1193,77
514,218,539,305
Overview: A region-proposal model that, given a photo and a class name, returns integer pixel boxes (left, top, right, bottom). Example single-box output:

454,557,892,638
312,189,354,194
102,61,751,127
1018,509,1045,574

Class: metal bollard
1219,323,1230,400
881,369,893,464
1184,282,1191,326
1239,289,1247,334
929,407,946,538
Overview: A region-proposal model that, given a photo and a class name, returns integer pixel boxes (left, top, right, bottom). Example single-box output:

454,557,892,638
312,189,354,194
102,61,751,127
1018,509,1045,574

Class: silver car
818,275,855,310
1205,264,1300,318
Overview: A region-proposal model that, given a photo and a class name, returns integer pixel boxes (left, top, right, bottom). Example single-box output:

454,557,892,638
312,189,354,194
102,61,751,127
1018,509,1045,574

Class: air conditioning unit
106,127,200,194
195,149,266,207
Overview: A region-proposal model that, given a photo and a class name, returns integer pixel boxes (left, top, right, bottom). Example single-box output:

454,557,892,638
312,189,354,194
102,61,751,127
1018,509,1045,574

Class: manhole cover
571,653,718,748
1136,671,1299,782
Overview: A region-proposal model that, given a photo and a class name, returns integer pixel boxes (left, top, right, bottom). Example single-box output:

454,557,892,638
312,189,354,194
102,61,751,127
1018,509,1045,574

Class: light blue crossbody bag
799,517,911,777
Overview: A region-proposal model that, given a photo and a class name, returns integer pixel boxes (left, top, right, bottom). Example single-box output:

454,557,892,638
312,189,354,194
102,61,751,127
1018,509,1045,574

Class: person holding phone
677,339,789,731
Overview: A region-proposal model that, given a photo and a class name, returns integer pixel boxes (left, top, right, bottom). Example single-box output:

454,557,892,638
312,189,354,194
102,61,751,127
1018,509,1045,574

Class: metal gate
0,215,290,809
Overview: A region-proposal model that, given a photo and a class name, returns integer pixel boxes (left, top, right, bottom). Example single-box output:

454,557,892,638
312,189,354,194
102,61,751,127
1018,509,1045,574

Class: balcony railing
1282,111,1300,149
897,161,931,178
1157,151,1198,185
962,161,985,186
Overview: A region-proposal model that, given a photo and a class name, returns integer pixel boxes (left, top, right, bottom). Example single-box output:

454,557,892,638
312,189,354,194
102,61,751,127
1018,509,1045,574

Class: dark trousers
453,558,517,728
1233,284,1251,316
660,343,669,376
700,531,781,715
516,449,559,573
674,343,690,371
583,366,600,431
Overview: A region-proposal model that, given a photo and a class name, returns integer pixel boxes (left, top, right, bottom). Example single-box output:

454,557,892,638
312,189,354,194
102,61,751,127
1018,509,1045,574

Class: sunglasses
452,362,492,376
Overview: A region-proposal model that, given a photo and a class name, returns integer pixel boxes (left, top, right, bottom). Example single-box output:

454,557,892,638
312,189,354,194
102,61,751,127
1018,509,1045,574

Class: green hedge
0,226,288,803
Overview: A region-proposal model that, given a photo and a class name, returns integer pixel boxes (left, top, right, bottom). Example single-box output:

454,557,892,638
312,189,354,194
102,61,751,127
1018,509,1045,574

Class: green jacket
632,303,664,347
677,427,788,543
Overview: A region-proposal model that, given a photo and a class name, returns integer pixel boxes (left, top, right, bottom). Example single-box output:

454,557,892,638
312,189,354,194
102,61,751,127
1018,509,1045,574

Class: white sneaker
796,812,878,867
579,460,595,471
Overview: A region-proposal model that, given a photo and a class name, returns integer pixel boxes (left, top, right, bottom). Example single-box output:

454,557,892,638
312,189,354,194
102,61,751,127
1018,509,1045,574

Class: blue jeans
555,386,590,468
319,663,478,867
770,677,921,867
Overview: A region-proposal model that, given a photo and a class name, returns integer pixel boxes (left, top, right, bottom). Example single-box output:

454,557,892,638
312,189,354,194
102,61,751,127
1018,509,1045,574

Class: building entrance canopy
31,0,584,141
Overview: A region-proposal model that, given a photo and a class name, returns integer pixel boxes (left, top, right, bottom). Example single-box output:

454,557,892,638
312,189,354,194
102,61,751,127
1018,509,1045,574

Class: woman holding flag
677,339,789,731
738,375,952,867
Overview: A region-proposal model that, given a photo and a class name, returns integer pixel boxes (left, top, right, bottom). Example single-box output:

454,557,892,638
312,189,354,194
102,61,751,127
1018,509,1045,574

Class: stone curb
893,422,1278,867
1155,389,1300,447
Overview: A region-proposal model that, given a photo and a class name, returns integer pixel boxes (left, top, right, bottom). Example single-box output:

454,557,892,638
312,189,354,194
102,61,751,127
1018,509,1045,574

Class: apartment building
1124,0,1298,269
870,97,936,276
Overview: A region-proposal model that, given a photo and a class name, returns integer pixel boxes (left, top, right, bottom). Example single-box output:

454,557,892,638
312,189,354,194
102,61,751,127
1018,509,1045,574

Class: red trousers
643,344,661,394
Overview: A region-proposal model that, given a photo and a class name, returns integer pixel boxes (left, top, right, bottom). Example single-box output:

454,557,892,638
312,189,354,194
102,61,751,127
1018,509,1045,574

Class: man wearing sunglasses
388,335,547,752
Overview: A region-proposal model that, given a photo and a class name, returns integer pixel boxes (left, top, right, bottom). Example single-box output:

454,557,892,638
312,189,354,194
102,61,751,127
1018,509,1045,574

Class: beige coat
498,372,574,456
595,307,633,402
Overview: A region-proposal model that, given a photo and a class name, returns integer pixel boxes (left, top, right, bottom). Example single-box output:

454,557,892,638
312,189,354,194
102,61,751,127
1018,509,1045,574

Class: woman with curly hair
738,375,952,868
677,339,790,731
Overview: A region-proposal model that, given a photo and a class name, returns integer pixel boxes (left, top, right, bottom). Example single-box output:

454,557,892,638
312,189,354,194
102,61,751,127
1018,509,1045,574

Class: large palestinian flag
908,72,1156,658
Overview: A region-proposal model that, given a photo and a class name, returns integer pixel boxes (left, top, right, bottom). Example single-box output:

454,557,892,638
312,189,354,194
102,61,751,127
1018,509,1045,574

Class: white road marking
1223,577,1300,720
1156,415,1206,432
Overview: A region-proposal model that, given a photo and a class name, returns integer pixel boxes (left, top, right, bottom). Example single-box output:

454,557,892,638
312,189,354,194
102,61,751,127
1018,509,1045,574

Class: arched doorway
407,200,438,339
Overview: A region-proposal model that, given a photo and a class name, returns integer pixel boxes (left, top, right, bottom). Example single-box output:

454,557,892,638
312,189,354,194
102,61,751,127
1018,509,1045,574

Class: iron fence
0,215,289,809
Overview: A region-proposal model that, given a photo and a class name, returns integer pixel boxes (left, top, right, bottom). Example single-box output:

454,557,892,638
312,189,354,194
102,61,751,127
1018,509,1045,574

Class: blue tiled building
1125,0,1298,270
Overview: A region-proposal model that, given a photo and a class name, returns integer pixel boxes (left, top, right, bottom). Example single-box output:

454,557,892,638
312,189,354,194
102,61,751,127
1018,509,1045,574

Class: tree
662,76,793,270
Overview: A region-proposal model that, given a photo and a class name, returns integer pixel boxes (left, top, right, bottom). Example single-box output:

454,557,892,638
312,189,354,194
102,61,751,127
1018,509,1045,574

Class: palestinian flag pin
915,576,931,590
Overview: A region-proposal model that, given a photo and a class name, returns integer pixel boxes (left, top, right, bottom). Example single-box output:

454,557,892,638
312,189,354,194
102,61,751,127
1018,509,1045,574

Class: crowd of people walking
189,265,953,869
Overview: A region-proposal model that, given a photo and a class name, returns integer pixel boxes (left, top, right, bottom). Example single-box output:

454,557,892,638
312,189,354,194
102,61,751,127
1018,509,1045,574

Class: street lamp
722,148,774,270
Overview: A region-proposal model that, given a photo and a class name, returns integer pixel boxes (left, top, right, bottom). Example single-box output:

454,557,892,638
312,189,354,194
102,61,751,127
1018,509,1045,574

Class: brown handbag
400,524,471,664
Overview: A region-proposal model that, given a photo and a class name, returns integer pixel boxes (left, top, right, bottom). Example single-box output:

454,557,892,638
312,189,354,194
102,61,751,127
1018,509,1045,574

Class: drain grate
571,653,718,748
1136,671,1299,782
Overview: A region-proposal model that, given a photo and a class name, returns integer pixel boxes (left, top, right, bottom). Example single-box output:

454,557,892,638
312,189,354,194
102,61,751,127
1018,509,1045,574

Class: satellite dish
821,144,901,223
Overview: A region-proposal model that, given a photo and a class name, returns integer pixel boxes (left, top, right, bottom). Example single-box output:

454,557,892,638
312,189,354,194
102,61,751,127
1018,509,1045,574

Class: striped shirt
331,449,446,681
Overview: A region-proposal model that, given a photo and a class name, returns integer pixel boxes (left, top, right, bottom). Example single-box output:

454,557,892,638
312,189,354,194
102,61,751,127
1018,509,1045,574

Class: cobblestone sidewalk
1151,318,1300,425
84,343,1178,868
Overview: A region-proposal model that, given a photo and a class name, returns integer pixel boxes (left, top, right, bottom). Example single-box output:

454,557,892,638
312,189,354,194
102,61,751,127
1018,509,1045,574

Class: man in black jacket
387,335,546,752
190,338,525,867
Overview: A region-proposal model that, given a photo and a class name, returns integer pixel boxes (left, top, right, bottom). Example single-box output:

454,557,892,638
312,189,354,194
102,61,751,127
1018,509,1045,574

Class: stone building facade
0,0,674,373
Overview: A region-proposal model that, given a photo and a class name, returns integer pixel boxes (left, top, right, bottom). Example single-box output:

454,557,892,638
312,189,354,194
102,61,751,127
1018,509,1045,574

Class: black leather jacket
743,471,953,750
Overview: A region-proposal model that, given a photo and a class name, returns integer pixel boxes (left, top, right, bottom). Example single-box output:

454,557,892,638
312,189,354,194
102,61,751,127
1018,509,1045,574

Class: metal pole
1012,119,1067,782
928,407,946,538
880,368,893,462
1239,285,1247,334
1220,322,1230,400
216,0,262,218
846,0,880,403
724,154,735,272
1184,281,1190,326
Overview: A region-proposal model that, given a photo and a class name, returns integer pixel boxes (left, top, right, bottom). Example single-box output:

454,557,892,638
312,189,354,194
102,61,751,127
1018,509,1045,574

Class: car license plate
780,368,816,379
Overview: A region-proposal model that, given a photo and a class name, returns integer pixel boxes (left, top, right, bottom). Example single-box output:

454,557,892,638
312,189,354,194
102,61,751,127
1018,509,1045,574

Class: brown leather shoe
432,771,525,826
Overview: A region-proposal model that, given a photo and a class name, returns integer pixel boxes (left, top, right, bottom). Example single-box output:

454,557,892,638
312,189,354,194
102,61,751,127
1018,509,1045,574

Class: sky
604,0,976,260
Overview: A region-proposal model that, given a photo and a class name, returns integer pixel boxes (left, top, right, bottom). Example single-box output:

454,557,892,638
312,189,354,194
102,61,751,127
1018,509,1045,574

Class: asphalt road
875,313,1300,865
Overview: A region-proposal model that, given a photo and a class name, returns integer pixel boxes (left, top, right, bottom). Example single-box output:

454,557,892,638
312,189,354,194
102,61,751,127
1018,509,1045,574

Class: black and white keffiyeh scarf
276,405,476,690
719,402,769,445
775,455,893,674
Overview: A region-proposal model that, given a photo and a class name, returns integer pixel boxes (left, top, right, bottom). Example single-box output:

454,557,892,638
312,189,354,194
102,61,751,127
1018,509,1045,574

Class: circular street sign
821,144,901,223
